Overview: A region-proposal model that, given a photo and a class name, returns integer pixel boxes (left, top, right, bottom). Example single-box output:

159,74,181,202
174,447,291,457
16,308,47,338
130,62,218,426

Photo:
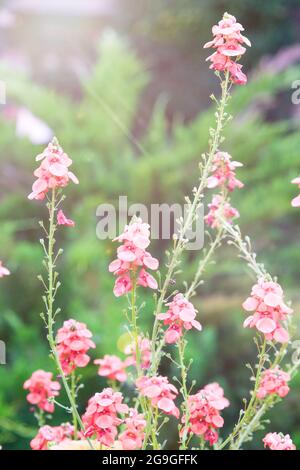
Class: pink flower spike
263,432,296,450
57,210,75,227
242,279,292,343
183,382,229,446
158,293,201,344
28,138,78,201
204,13,250,85
56,319,95,375
24,370,61,413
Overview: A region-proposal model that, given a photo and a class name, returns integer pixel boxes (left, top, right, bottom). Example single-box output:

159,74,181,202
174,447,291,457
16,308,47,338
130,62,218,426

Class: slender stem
131,272,141,376
178,338,190,450
186,228,224,299
151,407,160,450
217,339,267,450
71,371,78,439
44,189,94,449
151,71,231,375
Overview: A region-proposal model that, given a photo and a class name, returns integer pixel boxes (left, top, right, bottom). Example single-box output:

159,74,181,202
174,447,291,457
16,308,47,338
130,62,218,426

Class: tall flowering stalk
21,13,300,452
28,137,93,446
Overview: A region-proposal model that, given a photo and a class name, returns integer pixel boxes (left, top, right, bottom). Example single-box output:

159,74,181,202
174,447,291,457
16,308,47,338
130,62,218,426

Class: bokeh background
1,0,300,450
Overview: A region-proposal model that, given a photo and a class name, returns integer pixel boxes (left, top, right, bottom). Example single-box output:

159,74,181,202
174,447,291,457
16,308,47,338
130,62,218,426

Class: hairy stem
151,71,231,375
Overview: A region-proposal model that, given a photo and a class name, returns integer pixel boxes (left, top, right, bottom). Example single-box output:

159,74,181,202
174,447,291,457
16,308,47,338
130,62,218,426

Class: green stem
131,272,141,377
151,71,231,375
178,338,190,450
45,189,94,449
71,371,78,439
217,339,267,450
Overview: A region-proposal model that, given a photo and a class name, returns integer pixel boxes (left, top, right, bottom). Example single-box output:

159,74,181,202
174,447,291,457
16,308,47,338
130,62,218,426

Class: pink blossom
205,194,239,228
243,279,292,343
118,409,146,450
113,274,132,297
184,383,229,446
137,268,158,290
291,175,300,207
136,376,179,418
204,13,250,85
28,138,78,201
109,218,159,297
82,388,128,447
257,367,290,399
94,355,128,383
30,423,74,450
56,319,95,375
157,293,202,344
124,336,151,369
207,152,243,192
0,261,10,278
57,209,75,227
23,369,61,413
263,432,296,450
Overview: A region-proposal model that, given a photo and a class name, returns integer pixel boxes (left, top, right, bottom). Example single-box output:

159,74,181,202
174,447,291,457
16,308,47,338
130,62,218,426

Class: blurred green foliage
1,30,300,450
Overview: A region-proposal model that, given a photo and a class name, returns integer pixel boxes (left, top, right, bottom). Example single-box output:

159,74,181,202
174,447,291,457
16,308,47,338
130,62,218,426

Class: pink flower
205,194,239,228
56,319,95,375
183,383,229,446
82,388,128,447
243,279,292,343
28,138,78,201
0,261,10,278
291,175,300,207
23,370,61,413
257,367,290,399
94,355,128,383
207,152,243,192
124,336,151,369
137,268,158,290
118,409,146,450
157,293,202,344
136,376,179,418
204,12,250,85
263,432,296,451
57,209,75,227
30,423,74,450
109,218,159,297
113,274,132,297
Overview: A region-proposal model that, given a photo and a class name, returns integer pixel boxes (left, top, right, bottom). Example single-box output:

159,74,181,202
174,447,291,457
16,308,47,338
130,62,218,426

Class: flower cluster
257,367,290,400
23,370,61,413
243,279,292,343
109,218,159,297
28,138,78,200
204,194,239,228
263,432,296,451
118,409,146,450
56,319,95,375
124,336,151,369
94,355,128,383
157,293,202,344
30,423,74,450
207,152,243,192
185,383,229,446
0,260,10,278
291,175,300,207
82,388,129,447
204,12,250,85
136,376,179,418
